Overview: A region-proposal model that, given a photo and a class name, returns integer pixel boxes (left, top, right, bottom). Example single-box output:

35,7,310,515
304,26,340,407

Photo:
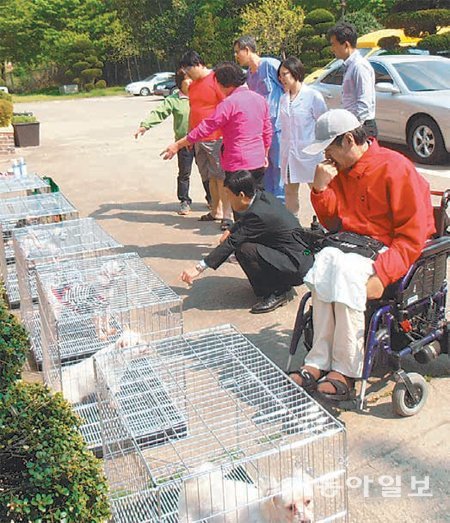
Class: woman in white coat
278,57,327,218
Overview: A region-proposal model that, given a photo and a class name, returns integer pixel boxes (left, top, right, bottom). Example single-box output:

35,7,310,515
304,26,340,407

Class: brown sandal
289,368,326,392
198,212,219,222
316,376,355,402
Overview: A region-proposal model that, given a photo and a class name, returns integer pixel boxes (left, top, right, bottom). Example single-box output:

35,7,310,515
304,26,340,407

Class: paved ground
6,95,450,522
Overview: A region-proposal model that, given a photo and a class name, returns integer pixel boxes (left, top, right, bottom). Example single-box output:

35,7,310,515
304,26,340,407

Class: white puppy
60,329,146,404
178,463,314,523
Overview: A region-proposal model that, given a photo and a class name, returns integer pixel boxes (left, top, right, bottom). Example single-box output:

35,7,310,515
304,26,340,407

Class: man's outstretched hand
134,127,147,139
181,266,201,285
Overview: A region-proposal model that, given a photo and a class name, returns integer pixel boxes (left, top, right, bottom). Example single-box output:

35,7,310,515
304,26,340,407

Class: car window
394,61,450,91
143,74,157,81
371,62,393,84
321,65,345,85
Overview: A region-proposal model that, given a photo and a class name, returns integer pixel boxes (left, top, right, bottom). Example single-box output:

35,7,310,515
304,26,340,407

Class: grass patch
12,86,126,103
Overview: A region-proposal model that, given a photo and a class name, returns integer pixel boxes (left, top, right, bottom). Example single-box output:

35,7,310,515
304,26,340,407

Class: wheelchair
287,190,450,417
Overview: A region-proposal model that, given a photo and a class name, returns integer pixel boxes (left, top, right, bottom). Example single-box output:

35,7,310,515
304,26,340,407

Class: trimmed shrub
303,35,328,51
304,8,334,25
0,382,110,522
418,31,450,53
95,79,107,89
378,36,402,50
0,98,13,127
298,24,315,38
84,82,95,91
343,11,383,37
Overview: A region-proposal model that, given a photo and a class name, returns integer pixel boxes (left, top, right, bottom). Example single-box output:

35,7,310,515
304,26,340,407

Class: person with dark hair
233,35,285,201
163,61,272,228
289,109,434,401
180,170,313,314
134,69,194,215
278,56,327,219
177,50,232,227
327,22,377,138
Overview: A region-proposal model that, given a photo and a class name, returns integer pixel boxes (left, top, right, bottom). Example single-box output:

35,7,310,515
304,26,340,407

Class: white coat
280,84,327,184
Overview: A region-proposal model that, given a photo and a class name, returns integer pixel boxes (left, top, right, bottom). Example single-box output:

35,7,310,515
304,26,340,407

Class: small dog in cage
178,463,314,522
61,329,146,404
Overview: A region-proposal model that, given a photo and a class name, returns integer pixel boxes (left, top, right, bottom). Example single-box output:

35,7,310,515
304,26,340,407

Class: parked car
304,28,422,84
153,79,177,97
125,72,175,96
0,86,9,94
310,55,450,164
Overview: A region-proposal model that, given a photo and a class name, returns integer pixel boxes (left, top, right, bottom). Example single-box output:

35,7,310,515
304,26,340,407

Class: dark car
154,79,177,97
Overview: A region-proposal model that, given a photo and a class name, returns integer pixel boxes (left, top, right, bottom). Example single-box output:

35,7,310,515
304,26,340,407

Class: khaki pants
304,290,365,378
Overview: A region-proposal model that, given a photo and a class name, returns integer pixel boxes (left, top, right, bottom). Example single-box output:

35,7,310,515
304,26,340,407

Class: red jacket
311,140,435,286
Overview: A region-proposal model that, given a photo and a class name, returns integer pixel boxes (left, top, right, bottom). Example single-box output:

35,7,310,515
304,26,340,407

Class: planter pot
13,122,40,147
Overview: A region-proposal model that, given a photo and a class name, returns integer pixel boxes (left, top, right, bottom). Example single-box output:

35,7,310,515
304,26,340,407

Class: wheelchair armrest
421,236,450,258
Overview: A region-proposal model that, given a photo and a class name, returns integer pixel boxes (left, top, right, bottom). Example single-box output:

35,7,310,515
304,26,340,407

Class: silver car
310,55,450,164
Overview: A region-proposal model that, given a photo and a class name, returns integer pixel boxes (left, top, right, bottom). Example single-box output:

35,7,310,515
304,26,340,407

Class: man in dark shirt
181,170,313,313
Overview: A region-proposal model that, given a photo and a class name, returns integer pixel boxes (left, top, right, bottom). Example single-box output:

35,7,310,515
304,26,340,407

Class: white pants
304,290,365,378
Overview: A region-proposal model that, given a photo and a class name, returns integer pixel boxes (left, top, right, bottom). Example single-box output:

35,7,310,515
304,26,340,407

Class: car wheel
139,87,151,96
407,116,447,165
169,86,177,95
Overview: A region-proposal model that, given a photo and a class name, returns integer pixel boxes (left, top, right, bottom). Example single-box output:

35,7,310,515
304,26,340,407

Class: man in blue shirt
327,22,377,138
234,35,285,201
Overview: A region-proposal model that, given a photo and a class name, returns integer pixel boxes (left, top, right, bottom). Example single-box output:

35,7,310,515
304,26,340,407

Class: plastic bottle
18,157,27,177
11,159,20,177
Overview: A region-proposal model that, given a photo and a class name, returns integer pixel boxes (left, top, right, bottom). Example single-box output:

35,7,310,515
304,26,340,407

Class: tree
298,8,335,72
239,0,305,58
344,11,384,35
386,0,450,37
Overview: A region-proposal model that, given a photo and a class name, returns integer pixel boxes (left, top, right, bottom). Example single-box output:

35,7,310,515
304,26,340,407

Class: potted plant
12,112,40,147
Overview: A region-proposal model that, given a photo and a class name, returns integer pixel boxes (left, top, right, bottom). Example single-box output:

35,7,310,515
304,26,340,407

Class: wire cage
35,251,183,398
95,324,348,523
0,192,78,307
0,171,51,199
13,218,123,367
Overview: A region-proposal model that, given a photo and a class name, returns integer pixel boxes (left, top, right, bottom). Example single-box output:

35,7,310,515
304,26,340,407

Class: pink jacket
187,85,272,171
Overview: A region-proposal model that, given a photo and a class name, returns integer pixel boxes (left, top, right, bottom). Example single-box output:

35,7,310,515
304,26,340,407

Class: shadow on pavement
124,243,212,260
171,276,253,311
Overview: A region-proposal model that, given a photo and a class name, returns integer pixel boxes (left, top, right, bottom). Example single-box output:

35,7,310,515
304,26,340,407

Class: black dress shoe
250,292,289,314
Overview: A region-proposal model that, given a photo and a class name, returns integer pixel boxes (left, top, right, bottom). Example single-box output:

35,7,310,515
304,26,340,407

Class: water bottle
18,157,27,177
11,159,20,177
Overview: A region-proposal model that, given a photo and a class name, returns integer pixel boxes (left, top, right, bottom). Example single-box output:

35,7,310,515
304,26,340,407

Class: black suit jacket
205,191,313,276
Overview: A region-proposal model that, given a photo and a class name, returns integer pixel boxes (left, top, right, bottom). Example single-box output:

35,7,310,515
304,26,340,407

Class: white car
125,72,175,96
0,86,9,94
310,55,450,165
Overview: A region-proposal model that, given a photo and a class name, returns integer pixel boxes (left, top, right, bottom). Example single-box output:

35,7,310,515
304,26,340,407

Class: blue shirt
247,57,284,132
342,50,376,122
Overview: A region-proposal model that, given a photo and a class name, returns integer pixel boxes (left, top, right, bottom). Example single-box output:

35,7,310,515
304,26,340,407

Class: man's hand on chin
366,275,384,300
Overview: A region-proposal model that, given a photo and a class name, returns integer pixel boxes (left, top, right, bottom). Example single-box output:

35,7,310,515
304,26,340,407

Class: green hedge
0,289,29,391
418,31,450,52
0,285,110,522
0,382,110,522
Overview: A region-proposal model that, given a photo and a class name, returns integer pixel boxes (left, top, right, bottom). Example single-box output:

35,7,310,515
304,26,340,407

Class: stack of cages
0,171,51,199
13,218,123,368
0,192,78,308
35,252,183,455
95,324,348,523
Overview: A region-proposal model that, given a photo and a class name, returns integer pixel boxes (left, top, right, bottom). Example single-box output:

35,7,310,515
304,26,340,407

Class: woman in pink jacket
163,61,273,229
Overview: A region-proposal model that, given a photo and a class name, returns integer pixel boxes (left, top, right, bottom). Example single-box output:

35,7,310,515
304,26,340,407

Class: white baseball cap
303,109,361,155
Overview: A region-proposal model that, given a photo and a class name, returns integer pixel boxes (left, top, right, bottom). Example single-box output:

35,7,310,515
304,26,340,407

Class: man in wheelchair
289,109,436,403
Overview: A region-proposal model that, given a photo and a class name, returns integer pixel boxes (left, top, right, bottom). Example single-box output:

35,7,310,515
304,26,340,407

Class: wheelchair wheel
392,373,429,417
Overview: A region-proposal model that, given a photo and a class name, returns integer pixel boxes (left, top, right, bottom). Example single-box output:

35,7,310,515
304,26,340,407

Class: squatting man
180,170,313,314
